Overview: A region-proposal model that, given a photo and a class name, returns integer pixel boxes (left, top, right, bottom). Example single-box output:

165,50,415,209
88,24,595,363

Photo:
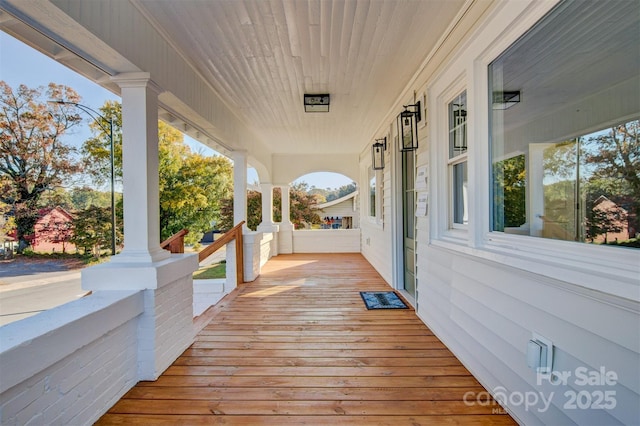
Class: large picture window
489,0,639,248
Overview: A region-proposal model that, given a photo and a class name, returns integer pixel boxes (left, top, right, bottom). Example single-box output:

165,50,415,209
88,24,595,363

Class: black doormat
360,291,408,310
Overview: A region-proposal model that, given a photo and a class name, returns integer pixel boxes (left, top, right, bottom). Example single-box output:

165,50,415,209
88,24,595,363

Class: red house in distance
30,206,76,253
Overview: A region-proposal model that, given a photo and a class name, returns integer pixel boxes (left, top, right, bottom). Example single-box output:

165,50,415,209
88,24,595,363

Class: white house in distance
0,1,638,425
314,190,359,230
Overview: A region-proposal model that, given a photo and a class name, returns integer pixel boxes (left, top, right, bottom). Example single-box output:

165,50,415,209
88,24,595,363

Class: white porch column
279,184,293,226
82,72,198,381
258,183,274,228
112,72,169,264
257,183,279,256
277,184,294,254
233,150,248,229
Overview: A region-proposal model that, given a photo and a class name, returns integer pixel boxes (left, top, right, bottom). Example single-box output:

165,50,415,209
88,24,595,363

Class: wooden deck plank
97,414,515,425
172,356,462,367
97,253,515,425
107,399,501,415
120,386,486,401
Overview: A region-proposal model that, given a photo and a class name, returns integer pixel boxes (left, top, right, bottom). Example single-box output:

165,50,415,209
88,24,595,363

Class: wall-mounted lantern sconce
492,91,520,110
304,94,330,112
397,101,421,151
372,137,387,170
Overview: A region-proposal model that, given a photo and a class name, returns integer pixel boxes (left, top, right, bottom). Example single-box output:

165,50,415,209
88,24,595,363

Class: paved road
0,258,87,327
0,245,224,327
0,270,85,326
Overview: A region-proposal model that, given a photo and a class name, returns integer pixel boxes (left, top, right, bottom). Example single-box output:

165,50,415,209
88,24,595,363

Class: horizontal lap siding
361,167,393,285
293,230,360,253
417,247,639,425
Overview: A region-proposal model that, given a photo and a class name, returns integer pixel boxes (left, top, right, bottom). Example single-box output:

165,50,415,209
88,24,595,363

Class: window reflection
489,0,639,248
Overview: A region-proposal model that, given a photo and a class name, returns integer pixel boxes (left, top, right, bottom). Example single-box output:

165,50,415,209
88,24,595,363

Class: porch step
193,279,227,317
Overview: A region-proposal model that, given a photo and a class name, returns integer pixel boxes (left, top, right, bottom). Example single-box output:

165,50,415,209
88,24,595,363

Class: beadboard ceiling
135,0,465,155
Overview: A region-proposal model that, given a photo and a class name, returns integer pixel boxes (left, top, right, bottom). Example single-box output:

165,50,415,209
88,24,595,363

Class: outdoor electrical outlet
527,333,553,374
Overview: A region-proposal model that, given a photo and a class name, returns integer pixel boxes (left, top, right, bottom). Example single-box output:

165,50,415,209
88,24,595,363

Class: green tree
218,190,262,231
493,154,526,230
584,202,627,243
70,186,114,210
159,125,233,244
80,101,122,186
583,120,639,234
288,182,322,227
308,181,357,202
219,183,322,231
0,200,15,244
0,82,82,251
38,188,74,211
70,205,117,257
82,104,233,245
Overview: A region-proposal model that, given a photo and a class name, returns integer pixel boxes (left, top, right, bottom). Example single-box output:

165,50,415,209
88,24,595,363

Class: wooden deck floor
97,253,516,425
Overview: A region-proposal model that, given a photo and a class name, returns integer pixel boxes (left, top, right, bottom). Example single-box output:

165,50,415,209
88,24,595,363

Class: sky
0,32,354,190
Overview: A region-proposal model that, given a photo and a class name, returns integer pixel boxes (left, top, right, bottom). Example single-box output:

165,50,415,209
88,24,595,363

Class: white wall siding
293,229,360,253
0,292,143,425
417,248,639,425
358,0,640,424
139,273,194,379
360,161,394,285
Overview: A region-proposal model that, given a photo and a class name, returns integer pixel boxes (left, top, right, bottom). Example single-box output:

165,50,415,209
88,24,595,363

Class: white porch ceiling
134,0,466,155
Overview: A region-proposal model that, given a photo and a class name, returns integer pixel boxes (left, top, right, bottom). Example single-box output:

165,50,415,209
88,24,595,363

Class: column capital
112,72,163,94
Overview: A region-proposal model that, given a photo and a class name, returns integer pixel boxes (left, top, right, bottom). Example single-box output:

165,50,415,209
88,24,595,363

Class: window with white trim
368,167,376,218
489,0,639,248
448,91,468,227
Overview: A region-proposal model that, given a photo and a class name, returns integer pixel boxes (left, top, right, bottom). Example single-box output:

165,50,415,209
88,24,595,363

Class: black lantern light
372,137,387,170
492,91,520,110
397,101,421,151
304,94,330,112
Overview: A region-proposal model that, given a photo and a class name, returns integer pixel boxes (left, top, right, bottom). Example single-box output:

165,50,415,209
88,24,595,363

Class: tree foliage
583,121,639,232
0,82,82,250
158,123,233,244
219,182,322,231
69,186,114,210
541,120,639,243
493,154,526,230
287,182,323,227
308,181,357,203
81,103,233,245
0,200,15,243
70,205,116,258
80,101,122,186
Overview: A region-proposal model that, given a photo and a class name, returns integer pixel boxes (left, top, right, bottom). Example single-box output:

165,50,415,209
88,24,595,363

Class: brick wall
0,292,142,425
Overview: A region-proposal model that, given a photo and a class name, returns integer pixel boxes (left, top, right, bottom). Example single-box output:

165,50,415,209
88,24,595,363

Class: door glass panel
402,150,416,296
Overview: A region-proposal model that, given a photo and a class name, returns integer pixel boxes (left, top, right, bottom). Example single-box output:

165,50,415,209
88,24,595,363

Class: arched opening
291,172,358,230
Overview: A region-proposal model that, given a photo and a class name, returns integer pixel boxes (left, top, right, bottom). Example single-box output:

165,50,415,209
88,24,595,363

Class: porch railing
160,229,189,253
160,221,245,285
198,221,245,285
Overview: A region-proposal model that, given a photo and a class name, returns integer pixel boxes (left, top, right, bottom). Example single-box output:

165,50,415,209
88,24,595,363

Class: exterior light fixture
492,91,520,109
397,101,421,151
372,137,387,170
304,94,330,112
452,103,467,150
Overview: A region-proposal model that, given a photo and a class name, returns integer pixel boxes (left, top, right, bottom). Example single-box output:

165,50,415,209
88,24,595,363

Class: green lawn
193,262,226,279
